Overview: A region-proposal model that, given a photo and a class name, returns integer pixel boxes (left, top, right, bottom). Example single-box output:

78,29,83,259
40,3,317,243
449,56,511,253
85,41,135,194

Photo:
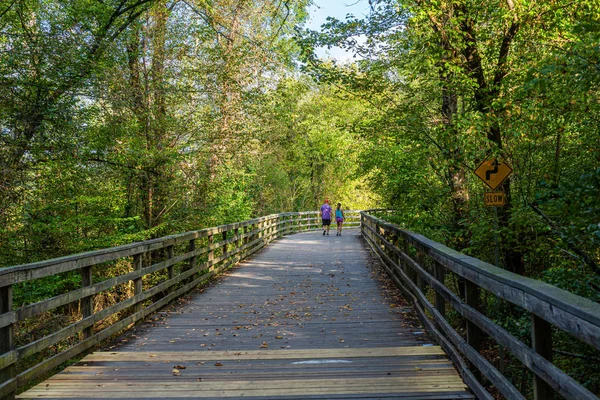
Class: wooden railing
0,210,361,398
361,211,600,400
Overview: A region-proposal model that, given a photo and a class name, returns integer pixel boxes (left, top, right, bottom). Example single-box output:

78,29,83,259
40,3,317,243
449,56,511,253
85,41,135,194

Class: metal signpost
474,155,513,373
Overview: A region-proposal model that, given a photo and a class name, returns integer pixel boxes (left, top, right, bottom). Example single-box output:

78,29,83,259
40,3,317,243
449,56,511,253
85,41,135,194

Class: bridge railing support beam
532,314,553,400
0,285,15,400
80,266,93,340
464,279,482,382
133,253,143,317
167,245,174,293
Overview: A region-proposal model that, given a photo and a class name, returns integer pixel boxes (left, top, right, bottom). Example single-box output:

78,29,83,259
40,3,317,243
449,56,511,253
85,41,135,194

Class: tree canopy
1,0,599,393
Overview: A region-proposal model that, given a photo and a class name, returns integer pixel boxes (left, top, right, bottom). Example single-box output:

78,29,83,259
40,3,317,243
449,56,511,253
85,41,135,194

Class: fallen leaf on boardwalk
174,365,186,369
150,354,156,358
415,367,422,371
260,342,268,348
214,362,223,367
172,369,181,376
275,336,283,339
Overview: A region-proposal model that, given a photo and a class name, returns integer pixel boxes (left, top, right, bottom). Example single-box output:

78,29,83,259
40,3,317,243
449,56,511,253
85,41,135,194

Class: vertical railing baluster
188,239,196,283
234,227,239,262
167,245,174,292
80,266,93,339
208,234,214,269
0,284,15,400
532,314,553,400
404,239,417,284
434,261,446,318
415,248,426,292
391,233,400,279
465,279,482,381
133,253,143,316
222,230,228,256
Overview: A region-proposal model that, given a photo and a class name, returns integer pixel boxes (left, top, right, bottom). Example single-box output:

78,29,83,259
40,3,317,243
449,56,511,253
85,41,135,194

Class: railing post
465,279,482,381
258,221,263,243
166,245,174,292
434,261,446,318
188,239,196,282
390,233,402,281
208,234,214,268
80,266,93,339
360,213,364,236
133,253,143,317
267,219,272,242
222,230,228,255
532,314,553,400
415,248,427,292
404,239,417,284
0,284,15,400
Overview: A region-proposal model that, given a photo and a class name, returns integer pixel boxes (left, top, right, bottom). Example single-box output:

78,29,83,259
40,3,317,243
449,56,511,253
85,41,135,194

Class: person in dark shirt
320,199,332,236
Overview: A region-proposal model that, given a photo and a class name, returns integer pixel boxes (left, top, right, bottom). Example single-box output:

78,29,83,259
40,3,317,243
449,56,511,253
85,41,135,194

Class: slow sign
484,191,506,207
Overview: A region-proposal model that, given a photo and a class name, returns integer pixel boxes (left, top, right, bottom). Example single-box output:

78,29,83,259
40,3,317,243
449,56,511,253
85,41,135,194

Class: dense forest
1,0,599,395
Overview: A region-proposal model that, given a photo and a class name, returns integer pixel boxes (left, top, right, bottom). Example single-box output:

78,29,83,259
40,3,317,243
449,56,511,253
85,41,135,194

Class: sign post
474,155,513,371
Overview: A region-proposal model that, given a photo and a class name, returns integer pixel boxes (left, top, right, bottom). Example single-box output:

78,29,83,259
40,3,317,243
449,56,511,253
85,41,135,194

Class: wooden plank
83,347,446,362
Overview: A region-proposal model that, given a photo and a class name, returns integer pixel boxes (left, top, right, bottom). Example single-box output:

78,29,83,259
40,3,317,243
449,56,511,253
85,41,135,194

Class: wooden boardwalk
19,229,473,399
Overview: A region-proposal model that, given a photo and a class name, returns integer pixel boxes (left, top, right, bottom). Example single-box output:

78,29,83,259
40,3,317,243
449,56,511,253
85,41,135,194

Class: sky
304,0,372,61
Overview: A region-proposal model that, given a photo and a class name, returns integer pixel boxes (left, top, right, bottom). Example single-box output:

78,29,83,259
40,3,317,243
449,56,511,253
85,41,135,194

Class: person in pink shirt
319,199,333,236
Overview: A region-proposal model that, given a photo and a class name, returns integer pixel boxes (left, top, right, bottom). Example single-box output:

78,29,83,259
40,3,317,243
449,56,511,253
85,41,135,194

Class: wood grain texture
18,230,472,400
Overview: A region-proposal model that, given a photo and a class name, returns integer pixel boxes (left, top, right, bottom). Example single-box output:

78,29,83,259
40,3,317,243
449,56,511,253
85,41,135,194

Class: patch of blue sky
304,0,371,62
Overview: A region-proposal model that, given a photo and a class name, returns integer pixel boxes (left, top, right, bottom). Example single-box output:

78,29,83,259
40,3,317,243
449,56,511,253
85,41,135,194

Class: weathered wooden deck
19,229,473,399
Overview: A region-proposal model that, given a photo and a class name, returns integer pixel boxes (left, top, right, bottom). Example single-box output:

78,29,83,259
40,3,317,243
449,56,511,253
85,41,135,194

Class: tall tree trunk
457,5,525,275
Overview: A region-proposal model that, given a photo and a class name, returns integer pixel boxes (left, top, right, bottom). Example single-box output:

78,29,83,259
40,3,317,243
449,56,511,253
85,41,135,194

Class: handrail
360,211,600,400
0,211,361,398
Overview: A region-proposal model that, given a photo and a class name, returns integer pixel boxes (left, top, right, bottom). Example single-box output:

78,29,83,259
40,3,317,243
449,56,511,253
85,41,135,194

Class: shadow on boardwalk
19,229,473,399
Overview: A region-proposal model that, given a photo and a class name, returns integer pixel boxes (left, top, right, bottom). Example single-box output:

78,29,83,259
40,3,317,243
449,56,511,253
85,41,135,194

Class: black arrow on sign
485,159,499,180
